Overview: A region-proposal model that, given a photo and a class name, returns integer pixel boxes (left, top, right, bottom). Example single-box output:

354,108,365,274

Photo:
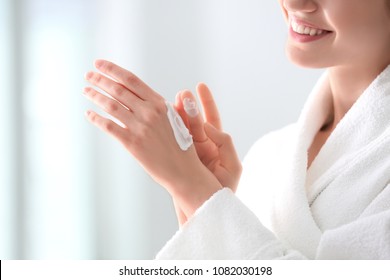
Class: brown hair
386,0,390,16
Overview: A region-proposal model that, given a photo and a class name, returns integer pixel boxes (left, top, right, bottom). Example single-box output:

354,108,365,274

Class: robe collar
272,65,390,258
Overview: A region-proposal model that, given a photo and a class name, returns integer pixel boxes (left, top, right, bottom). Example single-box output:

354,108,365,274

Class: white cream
165,101,193,151
183,98,199,117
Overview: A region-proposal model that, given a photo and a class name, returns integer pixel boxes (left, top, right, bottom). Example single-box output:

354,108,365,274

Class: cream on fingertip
183,98,199,118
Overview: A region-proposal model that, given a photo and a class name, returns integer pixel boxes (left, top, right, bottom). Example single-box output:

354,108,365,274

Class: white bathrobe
156,66,390,260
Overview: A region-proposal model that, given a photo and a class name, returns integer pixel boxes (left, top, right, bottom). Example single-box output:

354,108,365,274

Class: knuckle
138,126,149,138
102,119,114,132
111,84,125,97
142,102,165,124
125,73,140,87
132,126,149,147
131,138,144,150
90,112,97,122
93,73,102,83
89,89,98,98
105,100,118,113
154,99,167,114
144,110,159,125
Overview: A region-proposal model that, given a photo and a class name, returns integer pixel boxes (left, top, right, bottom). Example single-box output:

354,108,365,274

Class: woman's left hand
83,59,222,218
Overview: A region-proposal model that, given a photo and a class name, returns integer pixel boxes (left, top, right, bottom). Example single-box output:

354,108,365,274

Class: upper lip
289,16,331,32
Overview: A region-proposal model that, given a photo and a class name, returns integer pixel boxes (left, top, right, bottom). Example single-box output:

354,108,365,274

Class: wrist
170,164,223,218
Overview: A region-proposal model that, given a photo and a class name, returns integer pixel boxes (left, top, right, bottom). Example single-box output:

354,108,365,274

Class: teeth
291,21,325,36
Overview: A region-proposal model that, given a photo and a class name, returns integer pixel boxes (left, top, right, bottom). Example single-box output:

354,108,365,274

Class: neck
326,63,388,128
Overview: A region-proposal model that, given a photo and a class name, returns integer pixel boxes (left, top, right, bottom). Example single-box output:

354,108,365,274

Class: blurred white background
0,0,322,259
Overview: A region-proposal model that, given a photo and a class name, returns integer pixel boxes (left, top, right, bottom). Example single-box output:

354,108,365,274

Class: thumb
204,122,241,172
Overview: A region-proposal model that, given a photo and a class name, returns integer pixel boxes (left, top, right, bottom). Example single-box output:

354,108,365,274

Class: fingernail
183,98,199,117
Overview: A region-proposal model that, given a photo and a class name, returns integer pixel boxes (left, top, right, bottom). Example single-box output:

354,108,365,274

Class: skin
278,0,390,166
174,85,242,224
85,0,390,225
83,60,233,220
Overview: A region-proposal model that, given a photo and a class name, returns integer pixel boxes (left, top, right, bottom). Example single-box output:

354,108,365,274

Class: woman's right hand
175,83,242,192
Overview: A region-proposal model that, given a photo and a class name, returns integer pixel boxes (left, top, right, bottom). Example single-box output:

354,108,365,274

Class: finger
83,87,133,128
85,110,129,142
180,90,208,142
94,59,156,101
197,83,222,130
204,122,241,172
174,91,189,128
85,71,142,111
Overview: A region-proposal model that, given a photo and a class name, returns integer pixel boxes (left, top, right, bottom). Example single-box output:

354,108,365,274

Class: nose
283,0,317,13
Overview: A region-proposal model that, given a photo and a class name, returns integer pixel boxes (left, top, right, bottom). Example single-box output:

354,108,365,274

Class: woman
83,0,390,259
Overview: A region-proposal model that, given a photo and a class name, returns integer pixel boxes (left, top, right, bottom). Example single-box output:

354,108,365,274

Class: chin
285,47,329,69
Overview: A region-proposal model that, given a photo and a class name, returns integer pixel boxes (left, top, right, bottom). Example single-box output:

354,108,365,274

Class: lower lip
289,26,331,43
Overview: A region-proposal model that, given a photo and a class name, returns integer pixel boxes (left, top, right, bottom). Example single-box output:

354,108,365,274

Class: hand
83,60,222,218
175,83,242,192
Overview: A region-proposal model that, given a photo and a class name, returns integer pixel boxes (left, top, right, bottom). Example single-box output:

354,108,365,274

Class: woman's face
278,0,390,69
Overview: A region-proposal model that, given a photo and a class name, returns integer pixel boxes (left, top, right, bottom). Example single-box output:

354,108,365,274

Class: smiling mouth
291,20,331,36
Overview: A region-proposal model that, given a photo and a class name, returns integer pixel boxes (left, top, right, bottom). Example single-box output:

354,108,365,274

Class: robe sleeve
155,188,390,260
155,188,307,260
